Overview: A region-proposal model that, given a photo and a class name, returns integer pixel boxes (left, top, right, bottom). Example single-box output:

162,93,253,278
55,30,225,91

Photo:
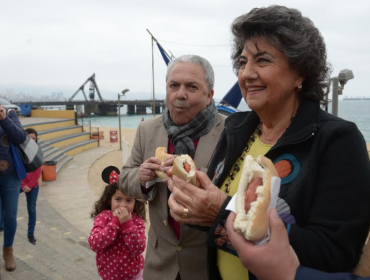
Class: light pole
330,69,354,117
118,89,129,150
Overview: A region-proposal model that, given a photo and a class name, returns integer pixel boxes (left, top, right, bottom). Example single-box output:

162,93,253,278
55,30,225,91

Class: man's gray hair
165,55,215,91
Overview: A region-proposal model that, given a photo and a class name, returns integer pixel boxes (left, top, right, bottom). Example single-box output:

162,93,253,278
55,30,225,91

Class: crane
69,73,103,101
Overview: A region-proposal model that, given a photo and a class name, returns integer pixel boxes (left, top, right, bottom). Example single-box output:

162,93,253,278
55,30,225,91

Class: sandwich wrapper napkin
145,178,162,189
226,176,281,245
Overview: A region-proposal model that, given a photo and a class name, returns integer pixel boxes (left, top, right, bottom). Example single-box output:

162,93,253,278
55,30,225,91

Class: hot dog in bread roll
155,147,171,179
234,155,279,241
155,147,198,186
171,155,199,187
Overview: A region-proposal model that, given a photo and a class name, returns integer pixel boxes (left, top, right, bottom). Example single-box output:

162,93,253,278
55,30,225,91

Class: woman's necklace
224,123,262,194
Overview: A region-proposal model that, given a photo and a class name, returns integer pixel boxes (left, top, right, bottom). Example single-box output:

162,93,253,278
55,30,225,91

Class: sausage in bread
234,155,279,241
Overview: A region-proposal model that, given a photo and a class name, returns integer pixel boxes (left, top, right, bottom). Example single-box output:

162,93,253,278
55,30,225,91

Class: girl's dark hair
91,184,118,218
133,198,147,222
25,128,38,143
231,5,331,103
90,183,147,222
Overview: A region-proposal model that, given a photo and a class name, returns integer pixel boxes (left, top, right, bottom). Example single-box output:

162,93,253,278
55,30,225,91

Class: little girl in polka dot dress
89,166,146,280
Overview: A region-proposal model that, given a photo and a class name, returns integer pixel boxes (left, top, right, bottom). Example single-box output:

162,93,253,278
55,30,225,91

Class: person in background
167,5,370,280
225,209,370,280
0,105,27,272
89,166,146,280
21,128,42,245
120,54,226,280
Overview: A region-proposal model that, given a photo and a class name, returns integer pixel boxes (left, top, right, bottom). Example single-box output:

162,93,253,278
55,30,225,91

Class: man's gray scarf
162,99,218,159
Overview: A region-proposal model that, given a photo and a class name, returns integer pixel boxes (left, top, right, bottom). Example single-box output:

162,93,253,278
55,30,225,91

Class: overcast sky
1,0,369,100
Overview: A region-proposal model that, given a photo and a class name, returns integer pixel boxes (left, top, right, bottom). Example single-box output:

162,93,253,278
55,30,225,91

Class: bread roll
171,155,198,187
155,147,171,179
234,155,278,241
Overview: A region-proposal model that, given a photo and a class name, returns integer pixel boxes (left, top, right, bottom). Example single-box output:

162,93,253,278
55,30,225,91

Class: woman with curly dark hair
167,5,370,280
89,166,146,280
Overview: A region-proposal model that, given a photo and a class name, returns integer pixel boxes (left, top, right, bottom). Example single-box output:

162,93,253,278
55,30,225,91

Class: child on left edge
89,166,146,280
21,128,42,245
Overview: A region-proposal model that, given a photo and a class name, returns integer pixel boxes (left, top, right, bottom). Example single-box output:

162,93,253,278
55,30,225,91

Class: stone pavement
1,146,119,280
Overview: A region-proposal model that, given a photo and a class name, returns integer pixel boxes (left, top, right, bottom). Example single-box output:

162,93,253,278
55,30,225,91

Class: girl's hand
23,186,31,193
113,206,131,224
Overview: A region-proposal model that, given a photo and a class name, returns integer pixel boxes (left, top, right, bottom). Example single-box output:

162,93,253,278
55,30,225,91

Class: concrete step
59,139,99,156
43,148,66,163
41,145,54,154
56,155,74,173
40,132,91,149
22,118,76,132
42,146,60,159
37,125,83,141
52,152,68,163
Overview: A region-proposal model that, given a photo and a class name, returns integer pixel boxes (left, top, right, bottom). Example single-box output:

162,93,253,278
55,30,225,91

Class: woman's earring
298,85,302,91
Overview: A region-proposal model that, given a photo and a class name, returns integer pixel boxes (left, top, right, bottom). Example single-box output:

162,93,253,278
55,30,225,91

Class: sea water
78,100,370,142
336,100,370,142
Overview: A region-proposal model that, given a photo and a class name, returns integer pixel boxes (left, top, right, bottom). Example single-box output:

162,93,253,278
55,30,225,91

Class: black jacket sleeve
289,122,370,272
295,266,369,280
0,110,26,144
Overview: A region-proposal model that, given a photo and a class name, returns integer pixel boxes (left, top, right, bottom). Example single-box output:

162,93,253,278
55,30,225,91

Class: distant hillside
102,91,166,101
0,84,166,102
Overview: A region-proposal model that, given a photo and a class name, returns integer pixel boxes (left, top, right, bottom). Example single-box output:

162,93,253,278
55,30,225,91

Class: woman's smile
246,86,266,94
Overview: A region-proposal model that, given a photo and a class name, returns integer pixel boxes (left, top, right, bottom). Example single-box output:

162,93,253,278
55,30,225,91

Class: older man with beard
119,55,226,280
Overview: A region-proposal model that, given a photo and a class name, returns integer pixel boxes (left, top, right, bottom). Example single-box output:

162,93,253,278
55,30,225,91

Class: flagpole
147,29,173,117
151,37,156,117
146,29,172,61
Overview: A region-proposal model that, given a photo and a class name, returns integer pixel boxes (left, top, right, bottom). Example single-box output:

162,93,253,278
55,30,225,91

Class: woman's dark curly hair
231,5,331,103
90,183,147,222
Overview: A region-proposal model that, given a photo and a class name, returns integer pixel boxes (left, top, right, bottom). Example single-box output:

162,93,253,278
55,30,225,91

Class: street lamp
330,69,354,117
118,89,129,150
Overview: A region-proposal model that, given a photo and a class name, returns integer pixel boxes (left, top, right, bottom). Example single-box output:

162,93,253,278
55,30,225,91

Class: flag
219,82,242,109
156,42,171,65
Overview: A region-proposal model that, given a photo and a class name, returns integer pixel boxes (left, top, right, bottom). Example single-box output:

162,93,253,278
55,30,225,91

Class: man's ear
207,90,214,105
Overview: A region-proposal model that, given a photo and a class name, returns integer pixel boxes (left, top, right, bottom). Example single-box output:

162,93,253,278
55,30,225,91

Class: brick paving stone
1,165,106,278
